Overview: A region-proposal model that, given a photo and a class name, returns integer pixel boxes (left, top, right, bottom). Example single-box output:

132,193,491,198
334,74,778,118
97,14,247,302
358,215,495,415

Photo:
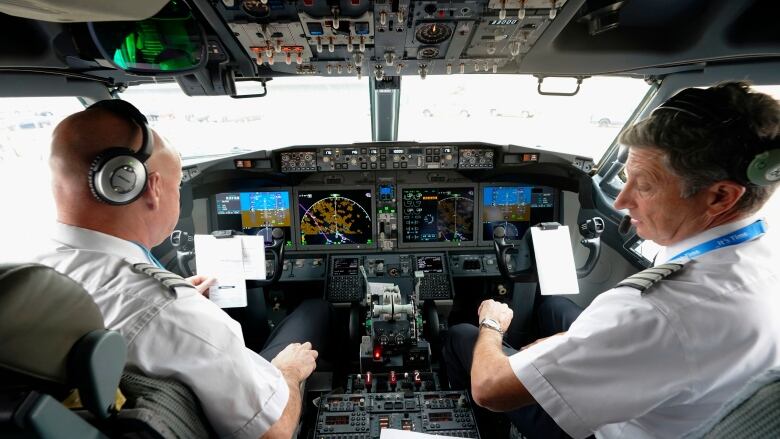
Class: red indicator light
373,345,382,360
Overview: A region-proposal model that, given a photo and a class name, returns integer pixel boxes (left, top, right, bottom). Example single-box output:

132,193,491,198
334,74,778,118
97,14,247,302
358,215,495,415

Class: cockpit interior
1,0,779,438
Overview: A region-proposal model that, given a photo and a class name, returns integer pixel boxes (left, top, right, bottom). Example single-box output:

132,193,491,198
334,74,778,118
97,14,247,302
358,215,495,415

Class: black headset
652,87,780,187
87,99,154,205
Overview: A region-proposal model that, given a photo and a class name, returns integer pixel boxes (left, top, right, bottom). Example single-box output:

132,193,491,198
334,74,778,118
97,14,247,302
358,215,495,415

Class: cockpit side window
0,97,84,261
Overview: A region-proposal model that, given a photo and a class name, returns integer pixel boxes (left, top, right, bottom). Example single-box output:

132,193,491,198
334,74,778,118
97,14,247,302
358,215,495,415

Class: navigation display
401,187,475,244
481,185,557,241
297,189,374,247
214,191,292,245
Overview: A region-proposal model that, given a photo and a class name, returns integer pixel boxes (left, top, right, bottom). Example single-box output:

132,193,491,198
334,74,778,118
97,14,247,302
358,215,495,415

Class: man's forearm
261,373,302,439
470,328,534,411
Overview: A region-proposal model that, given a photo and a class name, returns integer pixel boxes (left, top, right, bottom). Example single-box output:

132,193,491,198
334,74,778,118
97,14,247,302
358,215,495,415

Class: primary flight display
297,189,374,247
481,185,557,241
214,191,292,244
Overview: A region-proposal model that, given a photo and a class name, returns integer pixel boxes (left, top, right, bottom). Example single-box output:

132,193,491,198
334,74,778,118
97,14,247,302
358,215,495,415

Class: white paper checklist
194,234,267,308
531,225,580,295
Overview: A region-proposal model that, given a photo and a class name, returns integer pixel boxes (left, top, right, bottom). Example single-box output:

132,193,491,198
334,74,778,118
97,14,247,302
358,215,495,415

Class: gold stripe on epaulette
131,262,195,295
616,263,685,294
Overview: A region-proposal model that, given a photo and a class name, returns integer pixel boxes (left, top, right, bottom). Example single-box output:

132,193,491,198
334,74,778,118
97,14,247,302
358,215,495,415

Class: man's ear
142,171,162,210
704,180,747,216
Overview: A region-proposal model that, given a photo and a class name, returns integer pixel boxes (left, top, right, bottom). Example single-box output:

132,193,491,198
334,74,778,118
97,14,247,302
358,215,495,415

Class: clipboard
530,223,579,295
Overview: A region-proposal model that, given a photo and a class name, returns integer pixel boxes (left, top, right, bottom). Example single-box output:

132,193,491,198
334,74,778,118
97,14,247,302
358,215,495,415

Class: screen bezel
397,183,478,249
294,186,377,251
209,187,295,249
477,183,561,246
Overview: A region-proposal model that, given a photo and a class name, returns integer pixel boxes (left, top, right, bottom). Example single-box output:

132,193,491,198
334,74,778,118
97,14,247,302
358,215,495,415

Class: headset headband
88,99,153,161
651,87,780,186
653,87,751,130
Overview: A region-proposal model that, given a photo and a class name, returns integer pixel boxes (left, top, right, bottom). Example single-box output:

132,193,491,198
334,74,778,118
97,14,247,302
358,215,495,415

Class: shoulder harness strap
616,263,685,294
131,263,195,294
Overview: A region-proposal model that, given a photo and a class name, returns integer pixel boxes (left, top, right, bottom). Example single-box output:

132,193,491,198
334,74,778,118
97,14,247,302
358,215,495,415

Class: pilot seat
0,263,213,439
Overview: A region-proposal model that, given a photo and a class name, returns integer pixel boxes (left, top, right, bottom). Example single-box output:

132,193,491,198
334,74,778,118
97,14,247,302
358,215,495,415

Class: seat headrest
0,263,105,384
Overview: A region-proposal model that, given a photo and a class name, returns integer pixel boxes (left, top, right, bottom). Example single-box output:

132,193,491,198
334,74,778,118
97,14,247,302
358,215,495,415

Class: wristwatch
479,317,504,335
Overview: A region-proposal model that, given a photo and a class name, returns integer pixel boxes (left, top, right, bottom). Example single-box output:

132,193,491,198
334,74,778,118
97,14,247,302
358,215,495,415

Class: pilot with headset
34,100,333,439
443,82,780,438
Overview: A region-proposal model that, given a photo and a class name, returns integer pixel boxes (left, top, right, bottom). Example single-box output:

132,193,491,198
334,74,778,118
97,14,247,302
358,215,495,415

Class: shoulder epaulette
616,263,685,294
131,263,195,294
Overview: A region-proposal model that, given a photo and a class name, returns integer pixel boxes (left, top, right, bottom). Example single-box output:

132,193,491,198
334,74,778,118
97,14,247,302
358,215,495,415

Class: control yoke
576,217,605,278
169,228,286,287
249,228,286,288
493,225,530,282
493,217,605,282
170,230,194,277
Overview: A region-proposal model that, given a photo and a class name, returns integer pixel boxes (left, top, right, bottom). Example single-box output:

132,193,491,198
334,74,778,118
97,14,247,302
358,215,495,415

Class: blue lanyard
669,220,767,262
131,241,164,269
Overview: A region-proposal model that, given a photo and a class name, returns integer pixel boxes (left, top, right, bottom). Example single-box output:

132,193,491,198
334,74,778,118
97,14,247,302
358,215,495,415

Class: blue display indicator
239,191,290,211
481,185,557,241
482,186,531,206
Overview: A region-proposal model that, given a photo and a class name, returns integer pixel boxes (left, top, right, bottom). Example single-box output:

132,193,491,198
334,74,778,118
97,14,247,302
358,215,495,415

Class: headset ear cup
88,148,147,205
746,149,780,186
88,152,110,203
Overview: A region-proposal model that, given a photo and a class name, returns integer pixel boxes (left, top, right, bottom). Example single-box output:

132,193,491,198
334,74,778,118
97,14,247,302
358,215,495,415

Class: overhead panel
217,0,568,78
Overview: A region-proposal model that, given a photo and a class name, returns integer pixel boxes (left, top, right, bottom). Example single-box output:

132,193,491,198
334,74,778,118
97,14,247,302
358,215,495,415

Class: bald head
51,105,182,248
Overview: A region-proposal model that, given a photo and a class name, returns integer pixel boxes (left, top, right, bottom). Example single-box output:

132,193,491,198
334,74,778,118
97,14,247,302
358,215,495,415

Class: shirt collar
52,222,151,264
655,214,765,265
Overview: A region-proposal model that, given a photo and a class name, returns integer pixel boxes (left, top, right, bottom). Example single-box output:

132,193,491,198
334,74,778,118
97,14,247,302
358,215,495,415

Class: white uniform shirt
34,223,289,439
508,216,780,438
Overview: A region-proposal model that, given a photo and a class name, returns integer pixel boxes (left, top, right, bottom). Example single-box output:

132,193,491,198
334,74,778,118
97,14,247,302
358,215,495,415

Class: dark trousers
258,299,335,364
443,296,584,439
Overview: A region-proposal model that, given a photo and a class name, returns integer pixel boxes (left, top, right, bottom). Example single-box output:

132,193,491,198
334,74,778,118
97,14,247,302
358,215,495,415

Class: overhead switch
384,51,395,66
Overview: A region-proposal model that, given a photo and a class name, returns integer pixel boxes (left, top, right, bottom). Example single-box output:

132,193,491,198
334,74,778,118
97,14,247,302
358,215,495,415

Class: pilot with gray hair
34,100,332,439
443,82,780,438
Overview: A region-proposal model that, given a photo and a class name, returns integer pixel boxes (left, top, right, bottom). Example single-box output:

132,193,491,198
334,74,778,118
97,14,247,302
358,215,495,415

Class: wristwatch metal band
479,318,504,335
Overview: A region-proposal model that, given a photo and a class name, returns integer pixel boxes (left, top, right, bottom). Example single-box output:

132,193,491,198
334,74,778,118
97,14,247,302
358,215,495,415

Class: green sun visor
87,0,206,75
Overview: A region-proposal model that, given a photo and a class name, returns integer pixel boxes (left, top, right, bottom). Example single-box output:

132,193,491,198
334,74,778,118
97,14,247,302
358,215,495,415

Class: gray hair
619,82,780,214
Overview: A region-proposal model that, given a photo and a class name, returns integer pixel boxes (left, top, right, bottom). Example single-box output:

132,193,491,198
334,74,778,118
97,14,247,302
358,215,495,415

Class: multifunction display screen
297,189,373,246
214,191,292,245
416,255,444,273
332,257,360,276
402,187,475,243
481,186,557,241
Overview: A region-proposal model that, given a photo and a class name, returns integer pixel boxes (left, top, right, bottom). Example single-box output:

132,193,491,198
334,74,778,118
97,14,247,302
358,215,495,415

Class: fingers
187,275,217,297
186,274,208,285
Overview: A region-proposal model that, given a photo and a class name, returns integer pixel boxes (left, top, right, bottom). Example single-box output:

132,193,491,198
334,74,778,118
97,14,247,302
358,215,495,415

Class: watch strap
479,318,504,335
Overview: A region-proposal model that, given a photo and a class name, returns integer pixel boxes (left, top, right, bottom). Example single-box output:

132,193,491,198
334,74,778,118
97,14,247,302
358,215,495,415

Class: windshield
120,78,371,162
2,81,778,263
399,75,651,159
119,75,651,162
